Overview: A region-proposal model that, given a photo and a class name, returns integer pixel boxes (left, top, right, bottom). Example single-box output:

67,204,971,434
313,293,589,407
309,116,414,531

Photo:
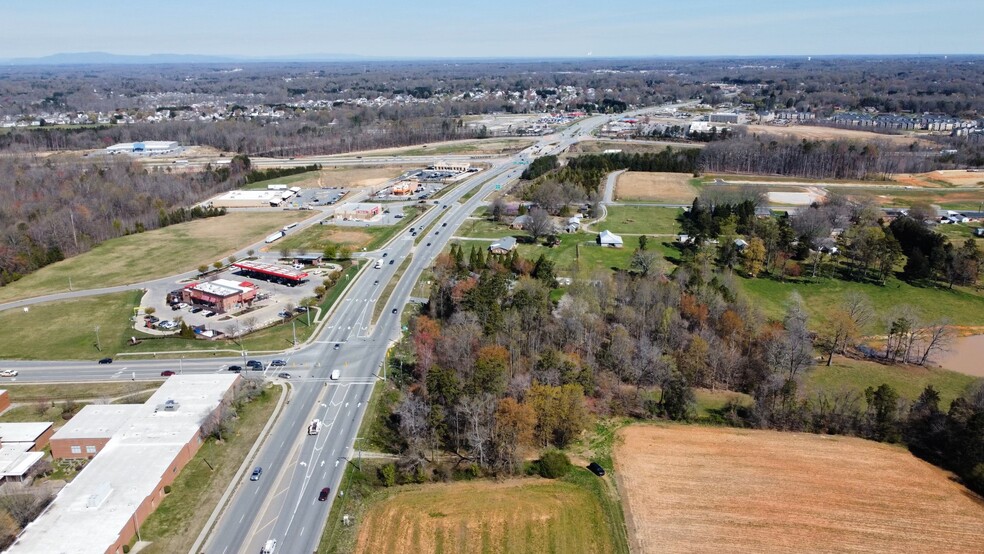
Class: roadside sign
495,184,502,190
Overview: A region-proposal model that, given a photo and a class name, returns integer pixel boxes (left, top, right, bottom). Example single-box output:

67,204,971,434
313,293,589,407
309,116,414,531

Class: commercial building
432,161,471,173
208,190,285,209
708,112,745,125
105,141,180,155
391,179,421,195
0,389,9,413
8,374,240,554
335,202,382,221
0,422,54,452
50,405,141,459
232,260,309,286
181,279,258,313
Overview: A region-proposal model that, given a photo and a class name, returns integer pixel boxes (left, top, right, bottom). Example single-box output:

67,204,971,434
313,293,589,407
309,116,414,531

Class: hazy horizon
3,0,982,60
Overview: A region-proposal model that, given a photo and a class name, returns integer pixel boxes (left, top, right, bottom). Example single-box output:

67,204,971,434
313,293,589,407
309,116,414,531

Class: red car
318,487,330,501
160,370,176,377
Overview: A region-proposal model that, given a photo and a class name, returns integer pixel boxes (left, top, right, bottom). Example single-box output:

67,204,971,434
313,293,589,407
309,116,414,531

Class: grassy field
138,384,281,554
0,212,305,303
601,206,683,235
615,172,699,203
352,479,618,554
245,166,412,191
1,382,159,402
365,138,532,157
803,356,977,405
514,233,637,274
0,291,143,360
453,218,517,239
615,424,984,553
737,274,984,329
276,206,422,253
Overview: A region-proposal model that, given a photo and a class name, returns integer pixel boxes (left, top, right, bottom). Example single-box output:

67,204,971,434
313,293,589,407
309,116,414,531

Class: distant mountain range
0,52,371,66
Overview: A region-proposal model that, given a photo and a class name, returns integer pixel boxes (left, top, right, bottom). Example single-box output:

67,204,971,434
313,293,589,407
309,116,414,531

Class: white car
0,370,18,377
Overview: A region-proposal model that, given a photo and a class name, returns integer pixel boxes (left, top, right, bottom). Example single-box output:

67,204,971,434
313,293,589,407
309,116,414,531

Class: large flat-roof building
181,278,259,313
0,421,54,484
209,190,284,209
105,141,180,155
9,374,240,554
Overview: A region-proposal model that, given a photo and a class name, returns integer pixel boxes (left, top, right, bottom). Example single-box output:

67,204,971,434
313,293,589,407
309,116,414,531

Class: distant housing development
8,374,241,554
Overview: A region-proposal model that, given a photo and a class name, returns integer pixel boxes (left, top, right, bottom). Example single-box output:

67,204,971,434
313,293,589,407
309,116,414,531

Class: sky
3,0,982,59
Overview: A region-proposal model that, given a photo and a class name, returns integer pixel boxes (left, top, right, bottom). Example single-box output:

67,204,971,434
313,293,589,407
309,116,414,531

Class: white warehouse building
106,141,180,155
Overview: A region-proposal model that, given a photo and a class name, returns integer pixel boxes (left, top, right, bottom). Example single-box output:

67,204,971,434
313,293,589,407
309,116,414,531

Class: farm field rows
615,425,984,554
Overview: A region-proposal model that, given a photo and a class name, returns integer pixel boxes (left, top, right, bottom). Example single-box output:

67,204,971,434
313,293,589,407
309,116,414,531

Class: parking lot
136,261,333,338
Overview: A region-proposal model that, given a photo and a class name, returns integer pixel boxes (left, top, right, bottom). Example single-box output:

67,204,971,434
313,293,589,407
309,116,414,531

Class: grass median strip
372,255,412,324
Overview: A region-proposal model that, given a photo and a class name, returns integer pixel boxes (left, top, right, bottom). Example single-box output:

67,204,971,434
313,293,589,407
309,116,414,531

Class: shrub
537,450,572,479
163,485,171,494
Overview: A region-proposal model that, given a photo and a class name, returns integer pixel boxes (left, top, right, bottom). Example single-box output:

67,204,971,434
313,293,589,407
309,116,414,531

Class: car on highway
246,360,263,371
587,462,606,476
333,343,340,350
271,359,287,367
426,242,431,246
318,487,331,501
260,539,276,554
0,370,18,377
250,467,263,481
382,252,387,257
160,370,175,377
98,357,113,364
277,372,291,379
227,365,242,373
391,308,398,315
412,232,418,237
389,259,394,265
373,280,379,285
441,222,447,227
330,369,341,380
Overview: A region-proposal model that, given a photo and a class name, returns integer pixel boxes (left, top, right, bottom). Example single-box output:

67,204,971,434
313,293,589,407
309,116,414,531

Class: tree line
375,221,984,493
0,156,247,286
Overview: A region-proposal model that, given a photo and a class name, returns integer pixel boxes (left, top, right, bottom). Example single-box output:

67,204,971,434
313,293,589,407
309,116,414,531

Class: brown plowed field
615,425,984,553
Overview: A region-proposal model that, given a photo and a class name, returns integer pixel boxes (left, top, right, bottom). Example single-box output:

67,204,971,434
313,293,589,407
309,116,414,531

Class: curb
191,381,290,554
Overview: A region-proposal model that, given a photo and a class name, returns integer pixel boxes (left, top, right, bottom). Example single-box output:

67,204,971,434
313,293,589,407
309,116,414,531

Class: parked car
278,311,292,319
227,365,242,373
203,310,216,317
190,307,203,314
98,357,113,364
277,372,291,379
160,370,175,377
318,487,331,501
246,360,263,370
294,306,308,313
250,467,263,481
0,369,18,377
587,462,606,476
373,280,379,285
271,359,287,367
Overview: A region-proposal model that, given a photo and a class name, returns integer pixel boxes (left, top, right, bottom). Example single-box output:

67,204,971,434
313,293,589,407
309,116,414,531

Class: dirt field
894,169,984,188
744,124,929,147
354,479,614,554
615,172,698,202
312,166,411,189
571,140,699,155
615,425,984,554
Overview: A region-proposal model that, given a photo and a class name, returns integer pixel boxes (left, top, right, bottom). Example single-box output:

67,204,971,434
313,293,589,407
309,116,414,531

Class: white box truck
260,539,277,554
308,419,321,435
330,369,340,380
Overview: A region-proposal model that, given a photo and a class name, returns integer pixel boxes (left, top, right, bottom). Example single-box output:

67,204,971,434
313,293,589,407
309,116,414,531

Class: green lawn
601,206,683,235
277,206,422,253
454,218,516,239
736,274,984,330
2,382,159,402
0,291,143,360
0,212,304,303
138,384,281,554
514,233,635,273
803,357,977,405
